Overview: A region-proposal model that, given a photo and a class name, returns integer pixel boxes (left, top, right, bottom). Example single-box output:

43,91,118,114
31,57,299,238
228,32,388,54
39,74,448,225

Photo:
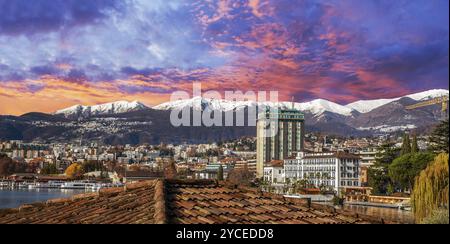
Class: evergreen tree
368,143,400,194
217,165,224,181
400,133,411,155
429,119,449,153
411,135,419,153
388,152,435,191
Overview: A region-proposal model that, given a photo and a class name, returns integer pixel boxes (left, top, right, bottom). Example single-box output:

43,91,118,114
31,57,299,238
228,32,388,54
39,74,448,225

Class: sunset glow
0,0,448,115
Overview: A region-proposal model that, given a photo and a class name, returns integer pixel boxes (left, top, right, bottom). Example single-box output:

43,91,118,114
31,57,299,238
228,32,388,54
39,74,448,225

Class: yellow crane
405,96,449,119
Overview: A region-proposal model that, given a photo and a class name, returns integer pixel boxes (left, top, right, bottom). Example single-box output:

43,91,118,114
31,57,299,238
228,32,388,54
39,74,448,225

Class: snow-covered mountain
153,96,258,112
154,97,354,116
2,89,447,144
345,89,449,113
55,100,149,118
54,89,448,120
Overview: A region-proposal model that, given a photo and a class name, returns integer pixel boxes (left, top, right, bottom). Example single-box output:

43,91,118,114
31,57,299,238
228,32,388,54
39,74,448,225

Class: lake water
0,188,89,209
341,204,415,223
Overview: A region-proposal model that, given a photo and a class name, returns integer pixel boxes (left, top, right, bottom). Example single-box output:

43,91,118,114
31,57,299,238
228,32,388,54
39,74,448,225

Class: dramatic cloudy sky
0,0,448,115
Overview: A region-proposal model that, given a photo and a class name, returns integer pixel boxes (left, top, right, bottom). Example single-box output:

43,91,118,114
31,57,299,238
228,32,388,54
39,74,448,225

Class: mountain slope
345,89,448,113
154,97,354,116
55,100,149,118
0,89,447,144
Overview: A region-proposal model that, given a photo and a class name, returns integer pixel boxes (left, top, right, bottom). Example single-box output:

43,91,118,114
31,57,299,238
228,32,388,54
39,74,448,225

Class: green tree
400,133,411,155
388,152,435,191
368,143,400,194
411,135,419,153
217,165,224,181
429,119,449,153
41,163,58,175
411,153,449,223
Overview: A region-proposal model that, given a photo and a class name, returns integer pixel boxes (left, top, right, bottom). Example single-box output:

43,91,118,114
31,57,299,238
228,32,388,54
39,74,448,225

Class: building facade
283,152,361,192
356,149,377,186
256,109,305,177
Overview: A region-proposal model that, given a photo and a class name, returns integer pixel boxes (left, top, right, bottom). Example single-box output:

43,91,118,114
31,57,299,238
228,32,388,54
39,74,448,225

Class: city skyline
0,0,449,116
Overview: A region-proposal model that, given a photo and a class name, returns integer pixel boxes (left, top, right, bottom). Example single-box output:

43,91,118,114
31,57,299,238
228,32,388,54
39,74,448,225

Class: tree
82,160,104,172
41,163,58,175
65,163,84,179
429,119,449,153
368,143,400,194
0,155,14,177
217,165,224,181
164,160,177,179
411,153,449,223
0,155,26,177
388,152,435,191
227,165,254,187
400,133,411,156
411,135,419,153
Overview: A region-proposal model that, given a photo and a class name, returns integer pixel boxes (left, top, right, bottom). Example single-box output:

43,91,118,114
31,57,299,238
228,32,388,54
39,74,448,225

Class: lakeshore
0,188,88,209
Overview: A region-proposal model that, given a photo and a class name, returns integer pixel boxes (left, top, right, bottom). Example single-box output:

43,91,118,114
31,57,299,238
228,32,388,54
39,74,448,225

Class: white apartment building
284,151,361,192
263,163,285,184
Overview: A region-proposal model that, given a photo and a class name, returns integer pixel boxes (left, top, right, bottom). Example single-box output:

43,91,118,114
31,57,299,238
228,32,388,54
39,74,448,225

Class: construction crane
405,96,449,120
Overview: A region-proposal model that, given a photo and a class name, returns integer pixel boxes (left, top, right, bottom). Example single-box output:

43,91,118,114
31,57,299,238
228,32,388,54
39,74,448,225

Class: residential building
256,108,305,177
263,160,285,187
283,151,361,192
234,159,257,174
357,149,377,186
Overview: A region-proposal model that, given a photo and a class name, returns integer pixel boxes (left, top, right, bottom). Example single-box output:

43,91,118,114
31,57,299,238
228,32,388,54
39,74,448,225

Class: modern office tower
256,108,305,178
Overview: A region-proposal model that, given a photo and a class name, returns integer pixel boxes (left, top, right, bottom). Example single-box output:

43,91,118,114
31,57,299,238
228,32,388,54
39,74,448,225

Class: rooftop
0,179,393,224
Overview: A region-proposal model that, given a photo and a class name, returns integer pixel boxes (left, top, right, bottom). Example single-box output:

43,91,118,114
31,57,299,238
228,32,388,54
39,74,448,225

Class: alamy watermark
169,83,281,137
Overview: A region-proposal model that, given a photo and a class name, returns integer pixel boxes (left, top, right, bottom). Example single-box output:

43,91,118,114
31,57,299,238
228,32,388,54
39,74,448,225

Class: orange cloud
0,78,170,115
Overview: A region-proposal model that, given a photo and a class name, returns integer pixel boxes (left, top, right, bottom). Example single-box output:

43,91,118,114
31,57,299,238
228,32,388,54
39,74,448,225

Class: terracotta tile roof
165,179,380,224
0,179,390,224
266,160,284,167
0,180,162,224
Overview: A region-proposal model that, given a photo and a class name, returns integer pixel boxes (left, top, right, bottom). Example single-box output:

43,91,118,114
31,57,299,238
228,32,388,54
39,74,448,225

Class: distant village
0,133,429,189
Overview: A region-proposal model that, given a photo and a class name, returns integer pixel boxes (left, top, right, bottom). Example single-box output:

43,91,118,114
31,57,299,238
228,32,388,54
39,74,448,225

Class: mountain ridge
52,89,448,118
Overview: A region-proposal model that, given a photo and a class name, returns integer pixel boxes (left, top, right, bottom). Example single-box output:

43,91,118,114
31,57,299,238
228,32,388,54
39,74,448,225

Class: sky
0,0,448,115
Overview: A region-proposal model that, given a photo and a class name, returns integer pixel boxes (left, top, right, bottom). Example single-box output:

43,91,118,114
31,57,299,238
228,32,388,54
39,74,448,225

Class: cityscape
0,0,449,228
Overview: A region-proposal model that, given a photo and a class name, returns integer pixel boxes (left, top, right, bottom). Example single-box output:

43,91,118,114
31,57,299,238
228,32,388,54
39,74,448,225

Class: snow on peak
345,98,397,114
294,99,354,116
154,96,256,112
55,100,149,117
346,89,449,113
154,97,354,116
405,89,449,101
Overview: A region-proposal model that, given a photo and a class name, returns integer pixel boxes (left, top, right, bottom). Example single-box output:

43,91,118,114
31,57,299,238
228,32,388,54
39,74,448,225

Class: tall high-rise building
256,108,305,178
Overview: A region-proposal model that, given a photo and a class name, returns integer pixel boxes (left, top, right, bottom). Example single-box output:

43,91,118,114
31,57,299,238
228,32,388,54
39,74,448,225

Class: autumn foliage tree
65,163,85,179
227,164,254,187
